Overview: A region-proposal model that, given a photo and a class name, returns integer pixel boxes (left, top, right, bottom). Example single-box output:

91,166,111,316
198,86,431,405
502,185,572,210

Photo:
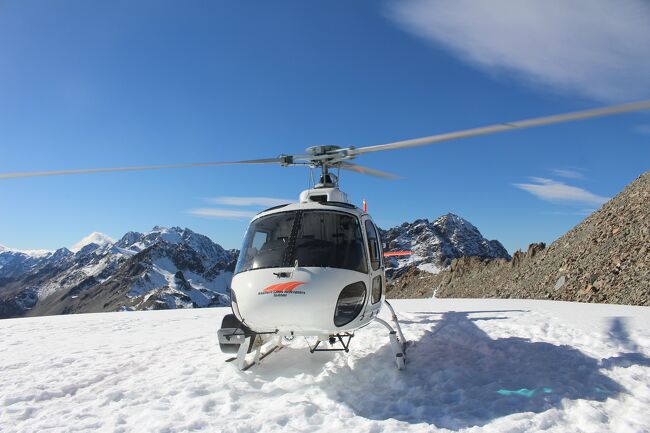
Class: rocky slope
431,171,650,306
385,267,438,299
0,227,237,318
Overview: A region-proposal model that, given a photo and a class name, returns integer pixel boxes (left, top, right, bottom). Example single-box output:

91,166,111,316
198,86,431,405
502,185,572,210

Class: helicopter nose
230,267,368,335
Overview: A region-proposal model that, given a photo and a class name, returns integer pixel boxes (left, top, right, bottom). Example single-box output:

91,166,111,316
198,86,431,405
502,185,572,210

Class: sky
1,0,649,254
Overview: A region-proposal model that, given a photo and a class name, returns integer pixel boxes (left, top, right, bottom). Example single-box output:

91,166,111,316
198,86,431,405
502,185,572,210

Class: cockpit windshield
235,210,368,274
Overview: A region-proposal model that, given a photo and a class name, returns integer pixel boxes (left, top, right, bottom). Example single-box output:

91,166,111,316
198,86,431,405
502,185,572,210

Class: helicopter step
222,333,284,371
218,314,285,370
308,332,354,353
233,336,284,371
217,314,257,354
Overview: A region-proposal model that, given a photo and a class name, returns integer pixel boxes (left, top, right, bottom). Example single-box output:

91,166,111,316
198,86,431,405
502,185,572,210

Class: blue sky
1,0,649,254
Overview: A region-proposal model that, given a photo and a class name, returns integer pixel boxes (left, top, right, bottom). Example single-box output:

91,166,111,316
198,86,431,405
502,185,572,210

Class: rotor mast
304,145,342,188
315,163,338,188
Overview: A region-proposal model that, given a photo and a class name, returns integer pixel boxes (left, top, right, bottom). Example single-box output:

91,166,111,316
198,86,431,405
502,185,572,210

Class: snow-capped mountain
0,244,52,258
1,215,507,318
381,213,510,278
0,247,59,281
0,227,237,319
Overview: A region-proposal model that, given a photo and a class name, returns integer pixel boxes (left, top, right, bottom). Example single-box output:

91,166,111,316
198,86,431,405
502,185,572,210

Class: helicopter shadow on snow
600,316,650,369
322,310,648,430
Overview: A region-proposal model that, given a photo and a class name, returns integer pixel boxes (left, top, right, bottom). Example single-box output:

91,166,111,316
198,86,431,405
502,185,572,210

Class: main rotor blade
0,158,285,180
351,100,650,155
338,162,400,179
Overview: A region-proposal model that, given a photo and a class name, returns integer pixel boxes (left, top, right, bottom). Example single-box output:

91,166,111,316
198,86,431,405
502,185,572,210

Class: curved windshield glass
235,212,296,273
235,210,367,274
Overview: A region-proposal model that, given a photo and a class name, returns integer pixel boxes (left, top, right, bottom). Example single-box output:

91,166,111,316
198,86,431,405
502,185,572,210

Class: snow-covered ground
1,299,649,433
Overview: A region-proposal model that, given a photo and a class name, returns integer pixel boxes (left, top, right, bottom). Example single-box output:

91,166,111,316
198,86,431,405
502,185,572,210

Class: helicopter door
363,219,384,317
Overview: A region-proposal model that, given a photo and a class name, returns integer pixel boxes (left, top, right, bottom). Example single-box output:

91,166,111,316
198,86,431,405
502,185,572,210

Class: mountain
0,227,237,318
1,214,508,318
381,213,510,279
431,171,650,306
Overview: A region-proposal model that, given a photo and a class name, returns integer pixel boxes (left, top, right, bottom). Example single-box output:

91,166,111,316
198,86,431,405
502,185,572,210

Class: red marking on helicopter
262,281,305,293
383,251,412,257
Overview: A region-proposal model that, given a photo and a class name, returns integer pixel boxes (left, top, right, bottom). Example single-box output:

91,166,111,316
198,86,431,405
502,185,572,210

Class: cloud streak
551,169,584,180
188,196,295,220
387,0,650,101
188,208,257,220
207,196,293,207
543,209,596,216
636,124,650,135
514,177,608,205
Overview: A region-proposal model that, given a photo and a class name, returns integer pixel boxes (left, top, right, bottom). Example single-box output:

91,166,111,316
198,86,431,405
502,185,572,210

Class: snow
154,227,183,245
416,262,442,275
1,298,649,433
127,257,232,308
70,232,115,253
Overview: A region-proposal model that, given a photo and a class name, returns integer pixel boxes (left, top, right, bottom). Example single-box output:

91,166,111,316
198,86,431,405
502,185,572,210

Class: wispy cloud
514,177,609,205
386,0,650,101
636,124,650,135
543,209,596,216
188,196,294,220
207,196,293,207
188,208,257,220
550,169,584,180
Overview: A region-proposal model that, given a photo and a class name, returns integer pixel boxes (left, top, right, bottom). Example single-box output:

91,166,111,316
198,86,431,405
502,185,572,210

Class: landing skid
241,343,283,371
227,335,284,371
373,300,408,370
222,300,407,371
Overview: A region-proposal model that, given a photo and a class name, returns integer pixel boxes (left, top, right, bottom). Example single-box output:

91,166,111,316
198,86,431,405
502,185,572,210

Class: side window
372,275,382,304
365,220,381,271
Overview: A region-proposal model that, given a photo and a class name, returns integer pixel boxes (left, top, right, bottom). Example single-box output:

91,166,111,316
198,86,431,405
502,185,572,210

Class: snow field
1,299,649,433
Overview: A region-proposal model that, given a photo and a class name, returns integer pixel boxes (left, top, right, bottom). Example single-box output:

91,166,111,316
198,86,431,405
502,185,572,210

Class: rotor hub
305,145,342,156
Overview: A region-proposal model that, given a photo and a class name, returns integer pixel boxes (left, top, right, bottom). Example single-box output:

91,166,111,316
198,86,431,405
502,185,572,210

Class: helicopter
2,100,650,370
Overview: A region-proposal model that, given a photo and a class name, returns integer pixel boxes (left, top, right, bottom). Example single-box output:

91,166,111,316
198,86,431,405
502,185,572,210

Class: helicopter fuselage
229,189,386,337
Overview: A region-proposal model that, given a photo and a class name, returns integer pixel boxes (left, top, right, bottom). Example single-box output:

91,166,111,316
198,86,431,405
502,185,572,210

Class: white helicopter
2,100,650,370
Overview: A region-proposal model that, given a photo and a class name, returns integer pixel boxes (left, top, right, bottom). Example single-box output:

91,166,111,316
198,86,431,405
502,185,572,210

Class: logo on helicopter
258,282,306,297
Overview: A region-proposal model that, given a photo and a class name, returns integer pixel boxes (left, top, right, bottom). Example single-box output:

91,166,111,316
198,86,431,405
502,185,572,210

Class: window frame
364,220,382,272
371,275,382,304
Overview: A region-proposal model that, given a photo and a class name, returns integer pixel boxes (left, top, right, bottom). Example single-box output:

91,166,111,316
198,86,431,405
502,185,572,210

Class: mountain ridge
1,213,508,318
0,226,237,318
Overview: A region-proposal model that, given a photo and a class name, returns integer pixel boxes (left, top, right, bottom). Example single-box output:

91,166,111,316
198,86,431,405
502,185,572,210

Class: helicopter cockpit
235,209,368,274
